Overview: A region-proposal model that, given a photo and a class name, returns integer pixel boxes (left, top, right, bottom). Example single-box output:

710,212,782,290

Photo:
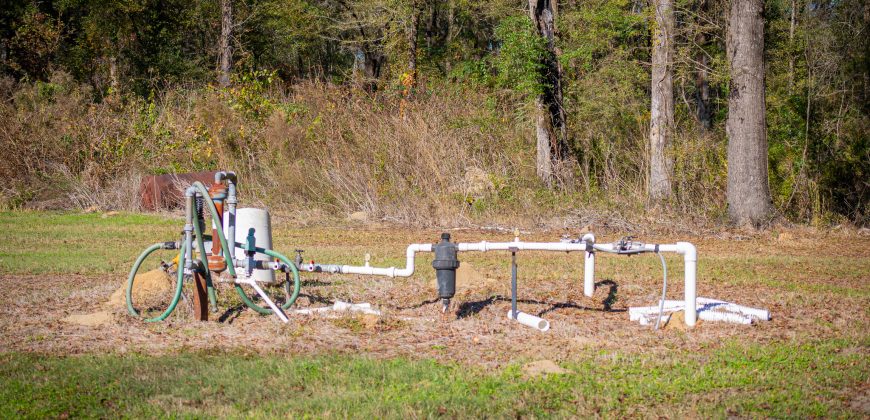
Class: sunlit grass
1,338,866,418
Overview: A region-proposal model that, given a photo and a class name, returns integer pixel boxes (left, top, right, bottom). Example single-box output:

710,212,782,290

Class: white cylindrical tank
223,207,275,283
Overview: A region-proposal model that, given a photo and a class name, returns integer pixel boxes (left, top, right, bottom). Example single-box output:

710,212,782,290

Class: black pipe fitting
432,232,460,309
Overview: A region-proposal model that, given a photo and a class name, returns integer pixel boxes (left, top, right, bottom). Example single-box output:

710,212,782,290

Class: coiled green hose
232,247,301,314
192,210,218,310
126,242,186,322
126,181,302,321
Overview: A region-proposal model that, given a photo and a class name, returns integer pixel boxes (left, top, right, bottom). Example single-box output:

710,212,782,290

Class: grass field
1,211,868,418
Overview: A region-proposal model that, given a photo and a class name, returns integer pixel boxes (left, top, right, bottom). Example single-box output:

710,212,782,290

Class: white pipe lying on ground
655,298,771,322
696,297,771,321
699,311,752,325
629,297,769,326
507,310,550,331
292,301,381,316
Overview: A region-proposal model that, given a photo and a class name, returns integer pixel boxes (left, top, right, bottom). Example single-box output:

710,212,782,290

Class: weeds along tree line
0,0,866,227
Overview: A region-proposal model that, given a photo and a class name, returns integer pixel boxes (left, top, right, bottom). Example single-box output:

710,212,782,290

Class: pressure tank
223,207,275,283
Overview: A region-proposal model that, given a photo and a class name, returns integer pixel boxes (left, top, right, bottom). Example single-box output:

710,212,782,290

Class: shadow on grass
455,279,623,319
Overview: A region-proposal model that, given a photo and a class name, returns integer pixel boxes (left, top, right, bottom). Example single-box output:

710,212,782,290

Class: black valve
294,249,305,268
432,232,460,312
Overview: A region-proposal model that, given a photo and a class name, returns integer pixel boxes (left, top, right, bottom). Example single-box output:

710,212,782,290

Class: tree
649,0,674,201
726,0,772,225
527,0,570,187
405,1,420,94
218,0,233,87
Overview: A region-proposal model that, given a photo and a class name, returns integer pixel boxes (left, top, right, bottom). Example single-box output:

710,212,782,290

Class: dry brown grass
3,72,856,229
2,225,868,369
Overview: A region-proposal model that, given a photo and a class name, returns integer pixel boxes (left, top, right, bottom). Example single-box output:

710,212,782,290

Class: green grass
2,210,868,417
1,338,866,418
0,211,180,274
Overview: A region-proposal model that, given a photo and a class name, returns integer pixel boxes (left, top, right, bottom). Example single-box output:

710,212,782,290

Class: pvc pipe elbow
581,233,595,244
676,242,697,261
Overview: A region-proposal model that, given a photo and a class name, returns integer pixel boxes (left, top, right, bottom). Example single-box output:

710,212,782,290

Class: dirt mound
523,360,569,377
661,310,703,331
428,262,505,296
106,269,173,308
62,310,113,327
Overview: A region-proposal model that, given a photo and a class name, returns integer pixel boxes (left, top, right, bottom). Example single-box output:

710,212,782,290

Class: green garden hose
127,182,302,321
192,211,218,310
190,181,236,277
190,181,301,315
126,242,186,322
232,247,301,315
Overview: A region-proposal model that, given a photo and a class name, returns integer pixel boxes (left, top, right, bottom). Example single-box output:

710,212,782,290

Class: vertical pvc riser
584,251,595,297
679,242,697,327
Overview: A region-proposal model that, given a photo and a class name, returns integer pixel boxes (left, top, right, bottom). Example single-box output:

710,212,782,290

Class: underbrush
0,71,848,228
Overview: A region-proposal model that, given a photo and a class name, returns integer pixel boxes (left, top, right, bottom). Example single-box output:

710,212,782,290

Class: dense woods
0,0,867,227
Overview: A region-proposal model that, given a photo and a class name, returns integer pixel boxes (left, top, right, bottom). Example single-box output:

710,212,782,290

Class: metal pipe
225,179,237,258
183,188,196,272
510,250,518,318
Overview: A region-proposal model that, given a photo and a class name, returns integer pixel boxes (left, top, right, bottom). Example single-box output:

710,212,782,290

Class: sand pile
62,311,113,326
428,262,506,296
106,269,173,308
63,269,174,327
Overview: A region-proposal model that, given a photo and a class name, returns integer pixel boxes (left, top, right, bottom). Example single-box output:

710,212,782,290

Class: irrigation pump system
127,171,708,330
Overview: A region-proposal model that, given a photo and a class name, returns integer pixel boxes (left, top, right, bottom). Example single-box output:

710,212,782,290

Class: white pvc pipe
584,251,595,297
582,234,596,297
679,242,697,327
306,235,697,328
338,243,432,277
239,278,289,323
457,241,590,252
507,310,550,331
629,302,685,321
699,310,752,325
697,297,770,321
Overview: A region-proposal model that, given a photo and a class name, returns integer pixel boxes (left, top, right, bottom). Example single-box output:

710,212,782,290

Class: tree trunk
406,6,419,94
353,44,384,92
535,98,553,184
726,0,773,226
528,0,570,186
218,0,233,87
694,0,712,131
108,54,119,93
649,0,675,201
695,51,712,130
787,0,796,94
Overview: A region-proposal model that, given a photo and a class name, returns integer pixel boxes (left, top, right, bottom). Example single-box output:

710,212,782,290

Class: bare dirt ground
2,227,868,369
